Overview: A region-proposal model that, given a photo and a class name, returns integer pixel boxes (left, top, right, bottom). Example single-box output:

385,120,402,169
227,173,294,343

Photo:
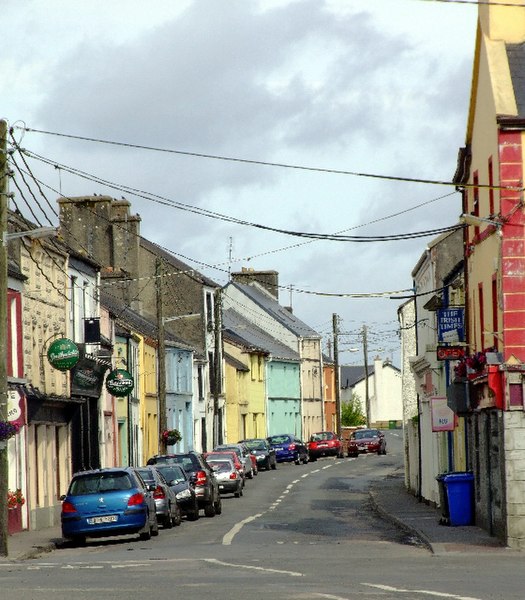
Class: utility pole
156,258,167,455
213,288,222,447
362,324,371,427
333,313,341,438
0,120,9,556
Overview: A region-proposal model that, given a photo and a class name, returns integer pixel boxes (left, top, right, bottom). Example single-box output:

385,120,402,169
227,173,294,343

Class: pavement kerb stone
368,488,435,554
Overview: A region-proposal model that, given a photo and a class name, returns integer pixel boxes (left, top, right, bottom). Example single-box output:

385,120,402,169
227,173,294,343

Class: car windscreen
155,465,186,484
135,468,156,484
354,430,377,439
69,472,133,495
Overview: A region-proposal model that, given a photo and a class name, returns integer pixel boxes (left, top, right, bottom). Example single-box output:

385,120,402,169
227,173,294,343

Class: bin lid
443,472,474,482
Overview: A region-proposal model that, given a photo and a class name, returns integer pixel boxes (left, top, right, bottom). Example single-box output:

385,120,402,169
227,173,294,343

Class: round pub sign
105,369,134,397
47,338,80,371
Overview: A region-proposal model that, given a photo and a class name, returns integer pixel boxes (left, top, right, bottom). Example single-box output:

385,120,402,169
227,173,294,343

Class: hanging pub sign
47,338,80,371
71,356,111,398
437,308,465,343
105,368,134,397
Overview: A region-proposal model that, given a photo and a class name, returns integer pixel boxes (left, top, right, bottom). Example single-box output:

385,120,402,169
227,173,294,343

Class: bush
341,393,366,426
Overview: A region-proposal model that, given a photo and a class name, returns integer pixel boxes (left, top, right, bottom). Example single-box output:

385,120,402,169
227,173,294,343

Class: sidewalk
1,470,511,561
369,470,508,555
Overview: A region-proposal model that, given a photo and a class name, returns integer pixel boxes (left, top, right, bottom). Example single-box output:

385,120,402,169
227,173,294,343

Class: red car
307,431,342,461
352,429,387,455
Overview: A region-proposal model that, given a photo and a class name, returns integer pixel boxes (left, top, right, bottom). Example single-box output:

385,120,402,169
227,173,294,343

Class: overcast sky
3,0,478,365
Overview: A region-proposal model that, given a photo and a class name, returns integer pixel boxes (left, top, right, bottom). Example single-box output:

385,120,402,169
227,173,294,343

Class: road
4,430,525,599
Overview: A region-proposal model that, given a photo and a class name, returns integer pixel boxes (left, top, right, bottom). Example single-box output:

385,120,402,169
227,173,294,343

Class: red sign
437,346,465,361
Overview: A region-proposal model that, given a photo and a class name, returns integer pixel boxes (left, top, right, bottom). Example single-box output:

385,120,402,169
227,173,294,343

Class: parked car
147,452,222,517
267,434,309,465
307,431,342,461
153,463,200,521
206,457,244,498
61,467,159,545
205,451,246,485
239,438,277,471
352,429,387,455
214,443,254,479
346,436,360,458
135,466,181,528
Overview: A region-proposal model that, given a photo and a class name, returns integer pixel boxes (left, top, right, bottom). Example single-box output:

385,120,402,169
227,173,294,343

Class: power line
15,126,523,192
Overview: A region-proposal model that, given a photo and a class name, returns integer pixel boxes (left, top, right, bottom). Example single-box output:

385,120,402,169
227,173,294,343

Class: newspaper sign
437,308,465,343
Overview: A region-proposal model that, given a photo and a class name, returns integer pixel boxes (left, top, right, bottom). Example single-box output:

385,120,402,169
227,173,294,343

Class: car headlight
176,489,192,500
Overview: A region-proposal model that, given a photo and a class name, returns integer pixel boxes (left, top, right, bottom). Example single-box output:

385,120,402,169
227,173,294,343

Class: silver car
135,466,181,528
206,458,243,498
214,443,254,479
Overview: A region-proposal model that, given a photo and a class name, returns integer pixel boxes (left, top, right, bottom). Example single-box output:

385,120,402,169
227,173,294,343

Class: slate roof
223,308,300,362
100,289,194,351
140,237,218,288
228,282,320,339
340,365,375,389
507,42,525,117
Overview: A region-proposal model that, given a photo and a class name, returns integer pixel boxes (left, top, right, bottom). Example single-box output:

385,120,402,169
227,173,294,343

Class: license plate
88,515,118,524
318,443,328,448
219,485,225,490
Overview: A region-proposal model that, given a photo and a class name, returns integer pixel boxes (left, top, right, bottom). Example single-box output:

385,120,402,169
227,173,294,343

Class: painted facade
165,343,194,452
451,0,525,547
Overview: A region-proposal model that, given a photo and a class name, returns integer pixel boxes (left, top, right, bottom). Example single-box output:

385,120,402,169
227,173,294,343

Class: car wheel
204,502,216,518
234,490,241,498
173,505,182,526
247,469,253,479
151,514,160,537
271,461,276,470
139,517,152,541
302,454,309,464
186,503,200,521
294,454,300,465
214,496,222,515
164,509,174,529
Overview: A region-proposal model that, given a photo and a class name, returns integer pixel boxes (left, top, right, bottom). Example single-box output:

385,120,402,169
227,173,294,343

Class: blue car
61,467,159,545
267,434,309,465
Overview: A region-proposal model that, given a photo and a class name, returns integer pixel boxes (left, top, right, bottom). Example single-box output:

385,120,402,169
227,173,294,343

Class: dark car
153,463,200,521
61,467,159,545
134,466,181,528
307,431,342,461
352,429,387,455
147,452,222,517
240,438,277,471
267,434,309,465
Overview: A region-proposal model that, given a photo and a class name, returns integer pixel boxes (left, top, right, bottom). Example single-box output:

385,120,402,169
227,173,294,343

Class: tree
341,393,366,427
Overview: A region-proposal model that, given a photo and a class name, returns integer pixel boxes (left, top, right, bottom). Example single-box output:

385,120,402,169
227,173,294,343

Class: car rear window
155,465,186,483
69,472,133,495
268,435,291,444
207,460,233,472
135,468,155,484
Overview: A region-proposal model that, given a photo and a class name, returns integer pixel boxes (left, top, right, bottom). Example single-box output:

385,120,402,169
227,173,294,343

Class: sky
2,0,479,366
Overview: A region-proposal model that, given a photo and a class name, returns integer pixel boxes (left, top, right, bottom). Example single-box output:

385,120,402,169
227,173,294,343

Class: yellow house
141,335,159,464
223,336,267,443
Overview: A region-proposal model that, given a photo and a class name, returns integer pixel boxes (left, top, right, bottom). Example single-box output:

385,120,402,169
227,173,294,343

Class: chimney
231,268,279,301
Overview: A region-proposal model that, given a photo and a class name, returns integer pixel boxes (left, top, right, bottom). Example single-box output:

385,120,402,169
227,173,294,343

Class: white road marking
363,583,481,599
222,513,264,545
204,557,302,577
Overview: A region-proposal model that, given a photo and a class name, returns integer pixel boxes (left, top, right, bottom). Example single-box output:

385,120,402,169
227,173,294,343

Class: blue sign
437,308,465,342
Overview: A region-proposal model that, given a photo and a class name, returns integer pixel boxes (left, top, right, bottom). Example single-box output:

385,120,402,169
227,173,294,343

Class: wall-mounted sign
437,308,465,342
431,396,455,432
71,356,111,398
437,345,466,361
105,369,134,397
47,338,80,371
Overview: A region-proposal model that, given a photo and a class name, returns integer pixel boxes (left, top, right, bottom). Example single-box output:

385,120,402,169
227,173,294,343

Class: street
3,431,525,599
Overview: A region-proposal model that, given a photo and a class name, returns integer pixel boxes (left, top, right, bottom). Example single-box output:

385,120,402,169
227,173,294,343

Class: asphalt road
4,430,525,599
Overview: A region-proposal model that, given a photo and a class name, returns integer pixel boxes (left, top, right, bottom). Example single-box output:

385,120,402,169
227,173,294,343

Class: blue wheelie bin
442,472,474,526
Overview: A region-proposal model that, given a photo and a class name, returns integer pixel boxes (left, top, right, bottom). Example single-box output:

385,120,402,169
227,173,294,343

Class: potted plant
161,429,182,446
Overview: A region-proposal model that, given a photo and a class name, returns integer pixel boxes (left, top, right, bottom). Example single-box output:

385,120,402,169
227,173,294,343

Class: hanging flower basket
7,489,25,510
0,421,20,442
162,429,182,445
